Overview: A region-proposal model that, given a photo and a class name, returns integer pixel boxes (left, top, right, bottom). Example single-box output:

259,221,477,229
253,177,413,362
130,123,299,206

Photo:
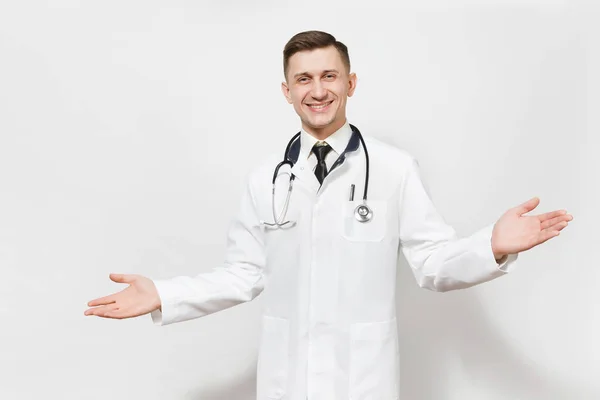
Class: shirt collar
299,121,352,160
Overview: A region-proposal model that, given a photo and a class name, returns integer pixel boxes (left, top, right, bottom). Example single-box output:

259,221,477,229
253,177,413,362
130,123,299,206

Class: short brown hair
283,30,351,80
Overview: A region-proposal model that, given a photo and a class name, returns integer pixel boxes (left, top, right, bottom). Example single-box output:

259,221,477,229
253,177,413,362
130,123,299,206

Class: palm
84,274,161,319
491,197,573,256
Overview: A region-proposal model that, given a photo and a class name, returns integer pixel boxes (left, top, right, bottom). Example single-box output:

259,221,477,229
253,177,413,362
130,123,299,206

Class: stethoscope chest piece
354,203,373,223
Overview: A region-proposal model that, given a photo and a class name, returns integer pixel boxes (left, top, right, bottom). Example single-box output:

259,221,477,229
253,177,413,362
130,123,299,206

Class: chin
305,115,336,130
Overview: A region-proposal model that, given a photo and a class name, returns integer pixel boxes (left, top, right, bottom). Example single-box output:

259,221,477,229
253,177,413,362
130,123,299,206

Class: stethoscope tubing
267,125,371,227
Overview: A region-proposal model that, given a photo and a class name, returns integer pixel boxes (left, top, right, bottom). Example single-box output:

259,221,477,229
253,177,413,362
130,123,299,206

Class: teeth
309,102,331,109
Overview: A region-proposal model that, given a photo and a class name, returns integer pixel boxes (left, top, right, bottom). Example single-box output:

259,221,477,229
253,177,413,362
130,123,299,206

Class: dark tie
312,142,332,185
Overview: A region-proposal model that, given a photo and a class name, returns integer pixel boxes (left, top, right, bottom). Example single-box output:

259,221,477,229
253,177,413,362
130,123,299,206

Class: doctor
85,31,573,399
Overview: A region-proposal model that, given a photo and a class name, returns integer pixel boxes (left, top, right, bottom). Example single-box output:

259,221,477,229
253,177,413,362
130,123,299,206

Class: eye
298,77,310,83
324,74,336,80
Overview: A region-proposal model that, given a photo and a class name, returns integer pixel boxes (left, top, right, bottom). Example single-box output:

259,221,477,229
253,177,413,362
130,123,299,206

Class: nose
310,81,327,100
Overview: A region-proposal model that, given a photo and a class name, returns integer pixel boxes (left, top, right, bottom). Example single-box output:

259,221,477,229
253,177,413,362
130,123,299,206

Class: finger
541,215,572,230
535,222,568,247
537,210,567,223
553,221,570,231
87,294,118,307
536,229,561,246
102,303,139,319
516,197,540,216
103,307,128,320
110,273,137,284
543,220,569,233
84,303,119,318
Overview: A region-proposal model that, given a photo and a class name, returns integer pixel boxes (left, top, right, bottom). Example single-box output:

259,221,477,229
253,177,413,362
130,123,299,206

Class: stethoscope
262,124,372,228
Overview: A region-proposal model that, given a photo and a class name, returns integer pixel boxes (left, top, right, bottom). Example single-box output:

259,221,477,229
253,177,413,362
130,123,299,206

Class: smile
306,100,333,112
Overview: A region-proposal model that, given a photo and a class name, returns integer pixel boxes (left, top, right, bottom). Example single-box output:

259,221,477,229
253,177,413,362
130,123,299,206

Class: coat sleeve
149,179,265,325
398,157,518,292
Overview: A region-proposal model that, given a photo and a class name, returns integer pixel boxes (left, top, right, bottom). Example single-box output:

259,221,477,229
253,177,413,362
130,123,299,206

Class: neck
303,118,347,141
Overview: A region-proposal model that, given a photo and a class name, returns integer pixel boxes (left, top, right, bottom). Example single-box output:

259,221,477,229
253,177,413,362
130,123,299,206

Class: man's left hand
491,197,573,260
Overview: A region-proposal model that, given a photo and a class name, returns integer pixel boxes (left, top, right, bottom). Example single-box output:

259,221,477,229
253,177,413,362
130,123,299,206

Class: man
85,31,573,399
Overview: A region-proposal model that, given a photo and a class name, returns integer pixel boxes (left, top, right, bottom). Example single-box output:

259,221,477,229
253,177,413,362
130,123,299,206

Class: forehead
287,46,346,77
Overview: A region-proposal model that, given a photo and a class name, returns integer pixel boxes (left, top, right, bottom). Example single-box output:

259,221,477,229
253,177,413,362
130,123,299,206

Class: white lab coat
150,124,518,400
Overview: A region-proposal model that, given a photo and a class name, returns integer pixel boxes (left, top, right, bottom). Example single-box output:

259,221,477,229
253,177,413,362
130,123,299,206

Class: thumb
109,273,136,284
516,197,540,216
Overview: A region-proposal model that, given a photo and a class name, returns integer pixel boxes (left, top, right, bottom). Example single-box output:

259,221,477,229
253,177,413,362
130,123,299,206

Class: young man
85,31,573,399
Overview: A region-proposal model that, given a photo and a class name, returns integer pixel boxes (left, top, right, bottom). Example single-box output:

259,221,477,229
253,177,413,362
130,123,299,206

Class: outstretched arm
85,179,266,324
398,157,571,292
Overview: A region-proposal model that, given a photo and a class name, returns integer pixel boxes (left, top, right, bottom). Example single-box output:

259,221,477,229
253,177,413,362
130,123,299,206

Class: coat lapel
284,124,363,195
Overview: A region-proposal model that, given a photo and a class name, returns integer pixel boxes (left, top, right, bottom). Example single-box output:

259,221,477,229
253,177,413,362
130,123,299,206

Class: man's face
282,46,357,136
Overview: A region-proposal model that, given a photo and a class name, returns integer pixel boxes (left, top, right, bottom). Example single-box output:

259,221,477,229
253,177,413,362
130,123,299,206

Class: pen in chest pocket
349,184,355,201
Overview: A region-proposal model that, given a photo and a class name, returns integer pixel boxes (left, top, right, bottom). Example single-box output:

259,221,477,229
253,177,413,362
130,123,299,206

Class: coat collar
298,122,353,161
288,123,361,191
287,123,360,165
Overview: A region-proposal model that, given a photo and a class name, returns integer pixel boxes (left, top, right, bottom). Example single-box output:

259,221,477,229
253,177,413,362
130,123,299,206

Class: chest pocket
342,200,391,242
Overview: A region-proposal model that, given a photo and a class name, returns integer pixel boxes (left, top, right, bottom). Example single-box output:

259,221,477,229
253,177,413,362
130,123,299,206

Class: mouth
305,100,334,113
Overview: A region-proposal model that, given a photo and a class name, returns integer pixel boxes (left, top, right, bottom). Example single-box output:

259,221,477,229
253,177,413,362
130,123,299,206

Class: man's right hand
84,273,161,319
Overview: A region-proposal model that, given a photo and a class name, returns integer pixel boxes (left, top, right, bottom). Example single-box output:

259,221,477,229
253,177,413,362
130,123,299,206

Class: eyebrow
293,69,340,79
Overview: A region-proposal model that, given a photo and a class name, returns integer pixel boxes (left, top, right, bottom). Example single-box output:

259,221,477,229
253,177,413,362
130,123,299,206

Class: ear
281,81,293,104
347,72,358,97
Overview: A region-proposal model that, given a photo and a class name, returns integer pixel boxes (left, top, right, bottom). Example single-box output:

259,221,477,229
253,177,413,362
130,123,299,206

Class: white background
0,1,598,399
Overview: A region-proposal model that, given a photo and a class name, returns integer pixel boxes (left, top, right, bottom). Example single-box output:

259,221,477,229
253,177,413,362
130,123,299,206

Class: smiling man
85,31,573,400
281,38,356,140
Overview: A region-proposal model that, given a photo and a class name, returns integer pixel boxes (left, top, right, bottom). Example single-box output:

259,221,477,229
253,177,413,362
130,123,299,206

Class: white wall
0,1,597,399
